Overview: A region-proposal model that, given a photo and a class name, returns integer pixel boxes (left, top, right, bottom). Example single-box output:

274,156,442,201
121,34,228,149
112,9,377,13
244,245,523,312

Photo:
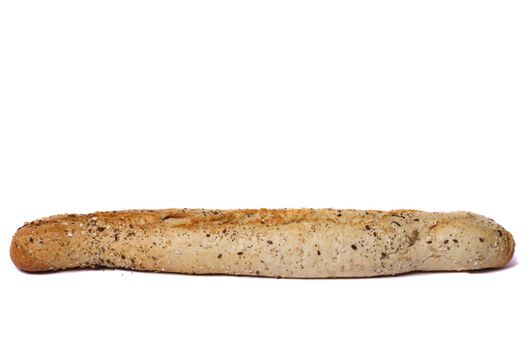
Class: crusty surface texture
10,209,515,277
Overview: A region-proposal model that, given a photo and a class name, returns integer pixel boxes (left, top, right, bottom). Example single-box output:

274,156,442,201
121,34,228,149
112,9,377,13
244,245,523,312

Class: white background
0,1,523,349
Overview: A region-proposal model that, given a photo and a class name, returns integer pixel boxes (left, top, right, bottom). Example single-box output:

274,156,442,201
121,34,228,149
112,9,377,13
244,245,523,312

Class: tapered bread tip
10,226,51,272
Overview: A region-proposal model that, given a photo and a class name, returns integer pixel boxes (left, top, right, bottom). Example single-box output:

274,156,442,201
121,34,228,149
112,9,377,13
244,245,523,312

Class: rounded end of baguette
10,226,52,272
502,229,515,267
465,212,516,270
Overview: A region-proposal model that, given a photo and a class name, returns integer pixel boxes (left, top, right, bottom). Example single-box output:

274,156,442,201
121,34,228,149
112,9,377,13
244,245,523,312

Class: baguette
10,209,515,277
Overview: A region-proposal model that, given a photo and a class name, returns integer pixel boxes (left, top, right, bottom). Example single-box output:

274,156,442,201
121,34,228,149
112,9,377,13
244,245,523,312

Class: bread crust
10,209,515,277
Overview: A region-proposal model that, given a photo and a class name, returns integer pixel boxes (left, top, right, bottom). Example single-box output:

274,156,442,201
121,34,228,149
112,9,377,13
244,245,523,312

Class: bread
10,209,515,277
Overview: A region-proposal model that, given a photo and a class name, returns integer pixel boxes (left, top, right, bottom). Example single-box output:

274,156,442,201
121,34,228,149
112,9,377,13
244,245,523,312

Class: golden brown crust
10,209,515,277
10,235,51,271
